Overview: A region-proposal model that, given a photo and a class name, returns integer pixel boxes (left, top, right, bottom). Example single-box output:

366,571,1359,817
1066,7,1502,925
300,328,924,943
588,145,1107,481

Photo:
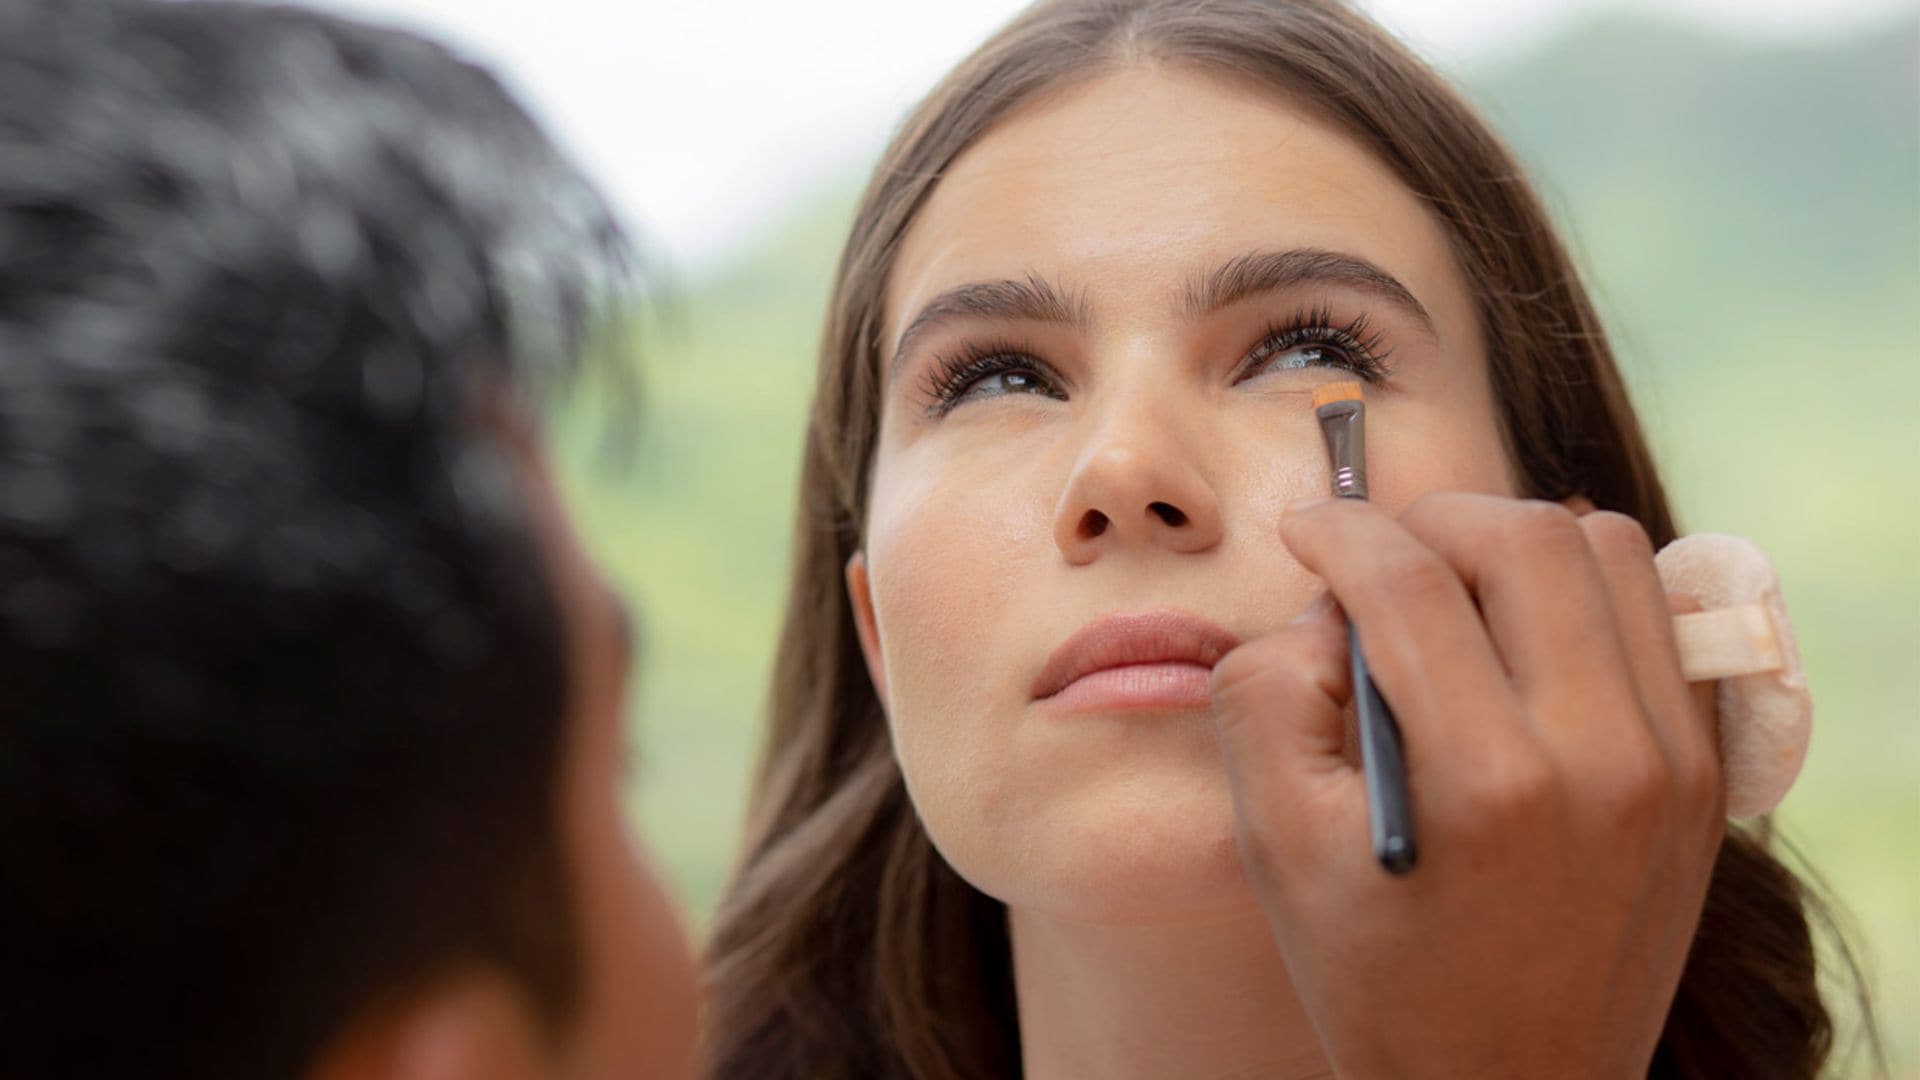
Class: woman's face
848,66,1519,925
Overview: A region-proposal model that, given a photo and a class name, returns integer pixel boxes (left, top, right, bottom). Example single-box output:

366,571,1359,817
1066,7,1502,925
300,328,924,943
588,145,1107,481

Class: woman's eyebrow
1184,248,1439,340
888,249,1435,376
889,272,1090,375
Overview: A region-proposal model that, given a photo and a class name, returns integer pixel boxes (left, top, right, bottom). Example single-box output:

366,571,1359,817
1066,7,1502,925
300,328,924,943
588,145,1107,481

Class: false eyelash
919,339,1061,418
1240,302,1396,384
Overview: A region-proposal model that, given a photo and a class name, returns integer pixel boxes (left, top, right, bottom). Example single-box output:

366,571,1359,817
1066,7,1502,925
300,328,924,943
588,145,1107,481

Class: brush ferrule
1316,398,1369,499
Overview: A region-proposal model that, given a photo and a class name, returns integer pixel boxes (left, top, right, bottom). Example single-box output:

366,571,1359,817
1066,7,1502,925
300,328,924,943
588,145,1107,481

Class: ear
308,969,550,1080
844,551,889,706
1560,493,1598,516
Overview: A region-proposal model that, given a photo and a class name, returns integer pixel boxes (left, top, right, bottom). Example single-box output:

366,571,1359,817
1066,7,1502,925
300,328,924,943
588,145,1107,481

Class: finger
1671,602,1722,773
1567,511,1724,820
1208,594,1364,868
1573,512,1701,772
1665,591,1728,821
1278,497,1528,769
1394,493,1642,747
1570,510,1739,839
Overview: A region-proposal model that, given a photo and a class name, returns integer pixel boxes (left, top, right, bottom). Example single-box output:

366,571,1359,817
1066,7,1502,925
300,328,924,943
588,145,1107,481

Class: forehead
886,65,1477,353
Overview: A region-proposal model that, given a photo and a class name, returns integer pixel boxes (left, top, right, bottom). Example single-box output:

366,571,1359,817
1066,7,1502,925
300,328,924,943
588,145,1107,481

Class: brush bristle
1312,380,1364,409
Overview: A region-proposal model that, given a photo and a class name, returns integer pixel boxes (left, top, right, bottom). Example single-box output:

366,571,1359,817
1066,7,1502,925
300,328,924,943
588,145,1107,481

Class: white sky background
298,0,1913,273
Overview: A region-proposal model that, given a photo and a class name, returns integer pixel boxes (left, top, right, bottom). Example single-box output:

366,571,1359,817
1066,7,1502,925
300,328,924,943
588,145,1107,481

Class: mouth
1030,608,1242,715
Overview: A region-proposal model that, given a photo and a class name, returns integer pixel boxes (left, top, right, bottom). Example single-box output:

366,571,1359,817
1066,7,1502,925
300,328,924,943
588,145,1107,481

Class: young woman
705,1,1875,1076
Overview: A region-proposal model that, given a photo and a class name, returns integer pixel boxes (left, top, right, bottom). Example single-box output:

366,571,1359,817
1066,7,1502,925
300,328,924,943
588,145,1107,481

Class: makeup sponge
1656,534,1811,818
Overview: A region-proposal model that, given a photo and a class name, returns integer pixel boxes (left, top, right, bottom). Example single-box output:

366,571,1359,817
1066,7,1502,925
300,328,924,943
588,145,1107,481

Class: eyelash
919,304,1395,417
1240,303,1394,385
920,339,1058,418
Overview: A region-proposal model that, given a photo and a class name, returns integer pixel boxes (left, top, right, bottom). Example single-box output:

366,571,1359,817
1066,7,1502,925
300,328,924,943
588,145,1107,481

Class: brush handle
1351,623,1417,874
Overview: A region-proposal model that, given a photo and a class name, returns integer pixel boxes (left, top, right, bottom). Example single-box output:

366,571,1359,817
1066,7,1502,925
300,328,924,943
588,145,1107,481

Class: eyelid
918,339,1065,417
1237,305,1395,383
917,304,1395,416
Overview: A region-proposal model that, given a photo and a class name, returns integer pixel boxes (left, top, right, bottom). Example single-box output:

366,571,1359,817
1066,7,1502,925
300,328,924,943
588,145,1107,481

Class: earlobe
844,552,889,706
308,969,549,1080
1560,493,1598,516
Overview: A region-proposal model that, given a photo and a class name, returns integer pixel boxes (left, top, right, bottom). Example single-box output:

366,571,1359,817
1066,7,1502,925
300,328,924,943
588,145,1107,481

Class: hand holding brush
1202,382,1814,1074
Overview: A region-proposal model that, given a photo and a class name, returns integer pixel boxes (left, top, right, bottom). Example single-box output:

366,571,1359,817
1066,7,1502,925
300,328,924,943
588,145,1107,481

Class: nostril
1078,509,1110,540
1149,501,1188,527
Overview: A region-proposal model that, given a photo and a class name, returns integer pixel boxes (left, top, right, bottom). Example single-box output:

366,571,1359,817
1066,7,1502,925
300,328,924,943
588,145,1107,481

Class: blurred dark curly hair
0,1,630,1075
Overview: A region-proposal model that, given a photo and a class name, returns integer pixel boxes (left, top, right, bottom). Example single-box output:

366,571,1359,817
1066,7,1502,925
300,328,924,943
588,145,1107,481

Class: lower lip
1039,661,1215,715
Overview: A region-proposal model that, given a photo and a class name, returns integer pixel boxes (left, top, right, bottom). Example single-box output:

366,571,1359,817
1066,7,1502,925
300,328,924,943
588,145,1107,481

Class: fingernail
1292,592,1335,624
1285,496,1335,517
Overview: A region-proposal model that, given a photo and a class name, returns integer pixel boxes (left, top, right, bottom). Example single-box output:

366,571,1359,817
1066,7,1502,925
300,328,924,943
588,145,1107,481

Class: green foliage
560,10,1920,1070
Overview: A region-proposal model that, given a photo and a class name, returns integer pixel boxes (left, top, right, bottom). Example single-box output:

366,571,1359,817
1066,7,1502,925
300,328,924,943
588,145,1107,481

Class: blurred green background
553,10,1920,1074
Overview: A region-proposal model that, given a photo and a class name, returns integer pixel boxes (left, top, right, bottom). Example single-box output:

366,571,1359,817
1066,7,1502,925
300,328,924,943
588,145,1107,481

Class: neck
1010,903,1331,1080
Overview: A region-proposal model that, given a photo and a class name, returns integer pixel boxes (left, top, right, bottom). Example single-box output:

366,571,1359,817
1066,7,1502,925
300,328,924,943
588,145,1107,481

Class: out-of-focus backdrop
313,0,1918,1071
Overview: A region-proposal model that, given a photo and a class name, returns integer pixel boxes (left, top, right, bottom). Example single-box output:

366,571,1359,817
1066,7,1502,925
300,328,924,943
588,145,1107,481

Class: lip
1030,608,1242,713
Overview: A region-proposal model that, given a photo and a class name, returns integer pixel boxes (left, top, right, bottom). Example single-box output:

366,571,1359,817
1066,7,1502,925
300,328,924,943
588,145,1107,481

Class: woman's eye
1267,344,1338,371
924,351,1063,416
964,369,1050,399
1243,342,1355,382
1238,310,1391,385
1242,331,1385,384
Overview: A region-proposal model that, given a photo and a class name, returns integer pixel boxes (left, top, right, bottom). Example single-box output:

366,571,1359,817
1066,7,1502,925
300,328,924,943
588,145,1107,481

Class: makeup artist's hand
1207,492,1723,1080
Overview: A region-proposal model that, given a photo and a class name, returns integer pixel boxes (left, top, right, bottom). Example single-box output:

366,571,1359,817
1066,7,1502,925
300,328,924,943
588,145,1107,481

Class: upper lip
1029,608,1242,701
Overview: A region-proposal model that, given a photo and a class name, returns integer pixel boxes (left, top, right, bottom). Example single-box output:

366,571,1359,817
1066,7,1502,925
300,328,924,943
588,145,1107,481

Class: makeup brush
1312,380,1417,874
1305,385,1815,863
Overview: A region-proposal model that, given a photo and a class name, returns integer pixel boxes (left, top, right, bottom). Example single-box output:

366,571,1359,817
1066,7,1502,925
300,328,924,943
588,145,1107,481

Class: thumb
1208,594,1363,869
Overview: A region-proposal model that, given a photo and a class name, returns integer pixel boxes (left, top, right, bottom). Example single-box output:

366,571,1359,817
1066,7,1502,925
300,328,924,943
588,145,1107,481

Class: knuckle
1699,804,1728,851
1595,738,1677,829
1464,749,1559,823
1375,549,1458,608
1668,693,1726,810
1210,633,1329,713
1231,813,1288,880
1509,498,1586,553
1674,740,1725,810
1400,490,1464,529
1209,640,1281,704
1579,510,1656,563
1207,657,1269,731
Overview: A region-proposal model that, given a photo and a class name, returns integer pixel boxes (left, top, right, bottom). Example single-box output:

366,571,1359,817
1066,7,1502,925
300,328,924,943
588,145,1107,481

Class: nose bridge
1084,375,1193,482
1052,363,1223,562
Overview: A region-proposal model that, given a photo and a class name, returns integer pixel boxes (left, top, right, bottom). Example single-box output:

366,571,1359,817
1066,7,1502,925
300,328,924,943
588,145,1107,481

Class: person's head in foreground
0,2,696,1077
706,1,1878,1077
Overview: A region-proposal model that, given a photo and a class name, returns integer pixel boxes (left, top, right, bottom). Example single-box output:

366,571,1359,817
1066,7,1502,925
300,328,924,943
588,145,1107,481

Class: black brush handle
1351,623,1417,874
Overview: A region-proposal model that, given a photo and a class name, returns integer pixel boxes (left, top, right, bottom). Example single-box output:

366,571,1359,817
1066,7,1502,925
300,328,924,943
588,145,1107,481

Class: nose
1052,404,1224,565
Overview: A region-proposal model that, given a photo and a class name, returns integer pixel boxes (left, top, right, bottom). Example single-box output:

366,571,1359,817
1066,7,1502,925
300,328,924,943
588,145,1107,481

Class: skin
314,403,700,1080
846,65,1722,1078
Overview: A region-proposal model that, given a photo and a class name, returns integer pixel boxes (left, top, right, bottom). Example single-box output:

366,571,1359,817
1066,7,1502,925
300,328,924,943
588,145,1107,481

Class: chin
914,745,1265,926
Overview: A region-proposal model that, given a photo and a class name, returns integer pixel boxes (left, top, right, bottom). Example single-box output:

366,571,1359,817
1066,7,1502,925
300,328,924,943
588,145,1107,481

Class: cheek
1367,392,1518,509
863,438,1055,711
859,436,1067,874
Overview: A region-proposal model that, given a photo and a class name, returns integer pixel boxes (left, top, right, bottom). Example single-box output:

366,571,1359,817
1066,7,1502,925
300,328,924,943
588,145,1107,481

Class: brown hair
705,1,1880,1076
